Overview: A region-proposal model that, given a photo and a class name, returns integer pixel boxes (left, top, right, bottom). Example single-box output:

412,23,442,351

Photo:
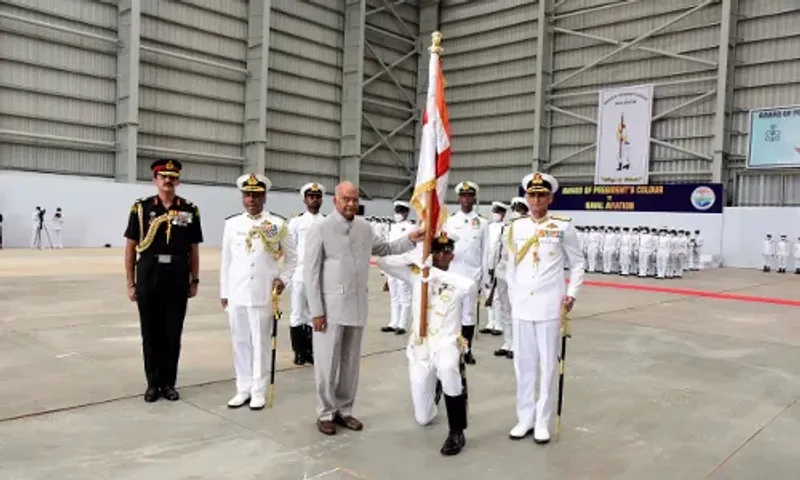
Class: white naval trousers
53,228,63,248
638,250,649,276
619,249,632,275
777,254,787,270
290,281,311,328
762,254,773,269
490,279,513,350
388,275,411,329
409,341,463,425
512,318,560,431
656,251,669,278
228,304,272,397
587,248,599,272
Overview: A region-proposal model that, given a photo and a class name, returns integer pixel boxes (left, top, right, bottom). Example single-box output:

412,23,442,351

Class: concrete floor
0,248,799,480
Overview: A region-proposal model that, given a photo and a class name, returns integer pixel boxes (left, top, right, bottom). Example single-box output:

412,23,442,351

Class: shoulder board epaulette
178,196,193,206
510,216,525,222
551,214,572,222
271,211,286,220
225,213,239,220
450,212,457,216
294,211,304,217
478,214,485,218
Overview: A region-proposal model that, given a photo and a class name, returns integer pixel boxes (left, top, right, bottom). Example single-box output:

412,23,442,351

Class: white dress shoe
249,395,266,410
227,393,250,408
509,424,533,440
534,426,550,444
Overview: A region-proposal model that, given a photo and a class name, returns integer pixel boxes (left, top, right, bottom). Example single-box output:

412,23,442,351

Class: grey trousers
313,324,364,421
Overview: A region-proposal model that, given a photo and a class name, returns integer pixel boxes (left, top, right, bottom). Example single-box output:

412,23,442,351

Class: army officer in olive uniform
124,159,204,403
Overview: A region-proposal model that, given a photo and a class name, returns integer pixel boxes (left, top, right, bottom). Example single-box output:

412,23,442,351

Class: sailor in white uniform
444,181,488,364
376,231,474,456
220,173,297,410
381,201,415,335
287,182,326,365
762,234,775,272
504,172,584,445
52,208,64,249
776,234,790,273
481,201,509,336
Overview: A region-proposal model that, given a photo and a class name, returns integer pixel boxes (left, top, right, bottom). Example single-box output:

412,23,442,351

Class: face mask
393,213,404,223
491,213,503,223
509,211,521,219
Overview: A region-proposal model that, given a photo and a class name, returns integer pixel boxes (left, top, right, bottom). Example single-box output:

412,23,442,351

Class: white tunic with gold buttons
503,214,585,433
220,211,297,398
445,210,488,326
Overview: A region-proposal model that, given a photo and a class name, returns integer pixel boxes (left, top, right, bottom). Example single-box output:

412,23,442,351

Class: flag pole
418,31,444,340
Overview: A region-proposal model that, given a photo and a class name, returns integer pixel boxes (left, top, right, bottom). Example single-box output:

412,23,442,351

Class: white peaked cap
300,182,326,196
393,200,411,209
521,172,559,194
236,173,272,192
491,201,509,210
454,181,479,195
510,197,526,207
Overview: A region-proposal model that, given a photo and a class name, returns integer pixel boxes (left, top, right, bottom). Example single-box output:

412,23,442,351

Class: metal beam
362,114,415,175
243,0,271,175
364,40,415,105
0,11,119,44
0,129,116,149
549,0,716,90
551,26,718,67
115,0,140,183
548,76,717,99
139,45,248,74
533,0,553,173
711,0,740,183
407,0,440,201
553,0,638,21
652,89,716,121
339,0,367,188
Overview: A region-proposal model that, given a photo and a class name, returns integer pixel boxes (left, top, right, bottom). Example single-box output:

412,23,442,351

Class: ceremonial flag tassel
409,31,452,339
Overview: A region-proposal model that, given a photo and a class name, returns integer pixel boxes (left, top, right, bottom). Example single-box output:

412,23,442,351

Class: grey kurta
304,210,415,420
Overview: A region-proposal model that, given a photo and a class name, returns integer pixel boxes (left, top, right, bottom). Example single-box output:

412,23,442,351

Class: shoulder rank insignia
545,222,559,229
550,214,572,222
225,213,239,220
271,211,286,221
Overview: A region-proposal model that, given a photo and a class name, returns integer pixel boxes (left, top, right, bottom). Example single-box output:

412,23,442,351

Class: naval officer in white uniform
220,173,297,410
381,201,415,334
504,172,585,444
287,182,326,365
444,181,488,364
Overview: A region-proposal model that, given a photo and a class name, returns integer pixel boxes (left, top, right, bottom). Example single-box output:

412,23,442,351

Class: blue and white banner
747,105,800,169
519,183,724,214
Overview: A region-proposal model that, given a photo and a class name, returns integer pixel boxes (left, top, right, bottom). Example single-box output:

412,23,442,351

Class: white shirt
619,233,633,253
503,214,585,322
763,239,775,255
52,214,64,230
376,249,477,359
389,219,414,242
777,240,789,256
287,211,325,283
220,211,297,307
657,234,670,253
484,221,507,283
793,241,800,258
445,210,488,284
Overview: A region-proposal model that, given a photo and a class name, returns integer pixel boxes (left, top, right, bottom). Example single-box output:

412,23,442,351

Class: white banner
594,84,653,185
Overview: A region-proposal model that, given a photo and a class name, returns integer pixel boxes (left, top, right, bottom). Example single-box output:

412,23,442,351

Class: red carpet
369,260,800,307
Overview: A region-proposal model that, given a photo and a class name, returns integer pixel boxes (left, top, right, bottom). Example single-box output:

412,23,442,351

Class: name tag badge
157,254,172,264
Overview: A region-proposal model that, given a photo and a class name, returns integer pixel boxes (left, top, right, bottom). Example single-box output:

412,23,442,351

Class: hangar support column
711,0,740,185
115,0,141,183
244,0,272,175
532,0,554,174
339,0,367,191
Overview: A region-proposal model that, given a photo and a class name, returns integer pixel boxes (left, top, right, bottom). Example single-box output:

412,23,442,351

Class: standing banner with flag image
409,31,451,338
594,84,653,185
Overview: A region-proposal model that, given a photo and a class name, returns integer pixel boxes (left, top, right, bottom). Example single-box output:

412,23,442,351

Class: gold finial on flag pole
430,31,443,54
429,31,447,88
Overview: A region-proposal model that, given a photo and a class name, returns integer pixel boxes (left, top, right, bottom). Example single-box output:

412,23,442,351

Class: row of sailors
762,234,800,273
576,226,704,279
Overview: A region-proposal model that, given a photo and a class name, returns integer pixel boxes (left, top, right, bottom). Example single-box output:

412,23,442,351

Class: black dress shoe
440,430,466,456
506,350,514,359
464,351,476,365
494,348,509,357
478,327,492,334
161,386,180,401
294,352,305,365
380,326,395,333
394,328,406,335
144,387,159,403
491,329,502,336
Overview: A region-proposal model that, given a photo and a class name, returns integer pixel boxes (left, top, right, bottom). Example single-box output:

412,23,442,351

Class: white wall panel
138,0,247,185
440,0,538,203
263,0,344,192
0,0,118,176
729,0,800,206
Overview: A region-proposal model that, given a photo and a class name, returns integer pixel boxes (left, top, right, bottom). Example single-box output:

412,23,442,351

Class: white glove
413,254,433,270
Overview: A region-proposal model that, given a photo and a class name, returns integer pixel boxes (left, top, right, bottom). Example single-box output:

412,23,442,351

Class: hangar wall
438,0,800,206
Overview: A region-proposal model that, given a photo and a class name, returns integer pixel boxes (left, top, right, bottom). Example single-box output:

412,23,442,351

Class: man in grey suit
304,181,424,435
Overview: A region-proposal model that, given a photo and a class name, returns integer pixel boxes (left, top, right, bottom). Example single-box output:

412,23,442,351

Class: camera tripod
32,222,53,249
